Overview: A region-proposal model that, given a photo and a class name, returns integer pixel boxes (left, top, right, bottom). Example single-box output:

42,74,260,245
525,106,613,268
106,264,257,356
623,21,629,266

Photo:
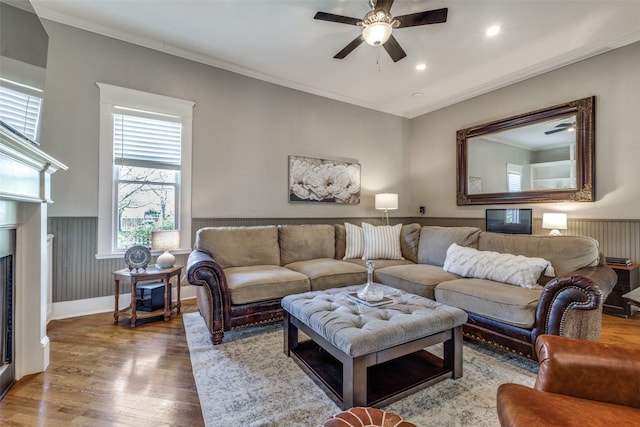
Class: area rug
183,312,538,427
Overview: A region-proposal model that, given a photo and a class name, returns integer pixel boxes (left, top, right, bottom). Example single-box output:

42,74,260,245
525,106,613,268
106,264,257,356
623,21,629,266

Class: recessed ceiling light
486,25,500,37
416,63,427,71
411,92,424,98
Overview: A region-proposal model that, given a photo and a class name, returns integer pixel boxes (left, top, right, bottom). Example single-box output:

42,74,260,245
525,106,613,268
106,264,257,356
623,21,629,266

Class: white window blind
506,163,523,192
113,112,181,169
0,84,42,141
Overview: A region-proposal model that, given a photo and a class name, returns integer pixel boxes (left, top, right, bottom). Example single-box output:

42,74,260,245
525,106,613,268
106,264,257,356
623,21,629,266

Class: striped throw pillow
343,222,364,259
362,222,403,260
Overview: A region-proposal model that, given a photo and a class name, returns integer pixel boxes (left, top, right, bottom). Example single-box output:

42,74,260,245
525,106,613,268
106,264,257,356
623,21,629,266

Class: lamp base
156,251,175,268
548,229,562,236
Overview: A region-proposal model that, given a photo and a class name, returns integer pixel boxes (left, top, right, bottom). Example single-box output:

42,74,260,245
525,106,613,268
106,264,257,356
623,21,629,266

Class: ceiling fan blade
375,0,395,13
314,11,361,26
383,34,406,62
544,128,567,135
395,8,448,28
334,35,365,59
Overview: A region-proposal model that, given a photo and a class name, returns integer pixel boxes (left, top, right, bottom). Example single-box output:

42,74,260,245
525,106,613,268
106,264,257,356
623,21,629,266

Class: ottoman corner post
283,310,298,356
444,325,464,379
342,356,368,409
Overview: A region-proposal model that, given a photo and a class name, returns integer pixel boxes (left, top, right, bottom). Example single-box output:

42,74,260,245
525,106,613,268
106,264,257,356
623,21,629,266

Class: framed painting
288,155,361,204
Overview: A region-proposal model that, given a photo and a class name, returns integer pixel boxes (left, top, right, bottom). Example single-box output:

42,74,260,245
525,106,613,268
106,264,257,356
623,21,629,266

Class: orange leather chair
497,334,640,426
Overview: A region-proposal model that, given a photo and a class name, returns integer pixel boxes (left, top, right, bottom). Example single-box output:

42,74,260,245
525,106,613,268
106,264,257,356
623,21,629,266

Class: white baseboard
50,285,197,321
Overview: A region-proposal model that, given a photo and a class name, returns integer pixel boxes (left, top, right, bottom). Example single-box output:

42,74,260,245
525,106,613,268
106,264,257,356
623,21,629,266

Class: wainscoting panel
49,216,640,303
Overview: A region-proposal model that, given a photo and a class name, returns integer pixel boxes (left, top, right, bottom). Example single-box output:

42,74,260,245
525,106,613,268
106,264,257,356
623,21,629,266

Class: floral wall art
288,155,361,204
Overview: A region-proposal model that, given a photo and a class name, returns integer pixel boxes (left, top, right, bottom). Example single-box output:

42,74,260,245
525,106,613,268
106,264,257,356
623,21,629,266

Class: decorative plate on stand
124,245,151,271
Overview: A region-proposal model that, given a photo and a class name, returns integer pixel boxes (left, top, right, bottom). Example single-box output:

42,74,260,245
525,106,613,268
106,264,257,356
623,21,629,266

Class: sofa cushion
362,222,403,260
343,222,365,259
224,265,310,305
435,278,542,328
279,224,335,265
479,232,599,277
285,258,367,291
400,223,421,263
418,226,481,267
334,223,346,260
443,243,554,289
195,226,280,269
375,264,461,300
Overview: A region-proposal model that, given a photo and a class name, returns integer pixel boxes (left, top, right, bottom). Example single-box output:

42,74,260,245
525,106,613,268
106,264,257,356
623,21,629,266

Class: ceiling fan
314,0,448,62
544,122,576,135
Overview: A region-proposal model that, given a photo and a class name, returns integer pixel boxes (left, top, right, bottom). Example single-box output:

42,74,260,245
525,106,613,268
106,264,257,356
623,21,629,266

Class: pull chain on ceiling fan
314,0,448,62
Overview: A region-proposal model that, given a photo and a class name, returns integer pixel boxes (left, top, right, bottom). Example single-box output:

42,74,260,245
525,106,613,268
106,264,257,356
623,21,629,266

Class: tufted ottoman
282,284,468,409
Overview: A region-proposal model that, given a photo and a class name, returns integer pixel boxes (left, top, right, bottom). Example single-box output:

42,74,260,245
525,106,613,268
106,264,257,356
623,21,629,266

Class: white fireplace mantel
0,123,67,380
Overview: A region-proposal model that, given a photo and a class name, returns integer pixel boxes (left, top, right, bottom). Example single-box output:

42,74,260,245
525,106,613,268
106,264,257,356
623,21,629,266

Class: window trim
96,82,194,258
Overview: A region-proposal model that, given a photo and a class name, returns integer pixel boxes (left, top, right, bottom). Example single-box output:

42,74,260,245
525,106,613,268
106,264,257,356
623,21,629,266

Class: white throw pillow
443,243,555,289
361,222,403,260
343,222,364,259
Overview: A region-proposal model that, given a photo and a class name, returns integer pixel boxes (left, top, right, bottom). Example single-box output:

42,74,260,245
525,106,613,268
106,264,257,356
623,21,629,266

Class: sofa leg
211,332,224,345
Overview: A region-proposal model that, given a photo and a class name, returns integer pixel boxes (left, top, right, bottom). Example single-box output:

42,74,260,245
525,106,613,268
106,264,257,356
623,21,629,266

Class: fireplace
0,122,67,397
0,229,15,398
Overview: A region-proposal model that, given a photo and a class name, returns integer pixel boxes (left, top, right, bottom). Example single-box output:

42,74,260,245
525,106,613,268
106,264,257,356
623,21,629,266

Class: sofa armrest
534,264,617,341
535,334,640,408
186,249,230,344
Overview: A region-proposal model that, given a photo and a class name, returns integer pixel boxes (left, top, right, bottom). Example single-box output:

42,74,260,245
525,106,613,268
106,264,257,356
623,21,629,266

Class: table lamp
375,193,398,225
152,230,180,268
542,213,567,236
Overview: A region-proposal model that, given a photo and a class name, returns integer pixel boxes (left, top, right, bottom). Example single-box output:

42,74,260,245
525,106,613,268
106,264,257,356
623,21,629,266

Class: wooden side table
113,265,183,327
603,263,639,318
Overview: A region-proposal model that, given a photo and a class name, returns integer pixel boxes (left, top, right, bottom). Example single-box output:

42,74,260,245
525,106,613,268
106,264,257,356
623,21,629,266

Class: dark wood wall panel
49,216,640,303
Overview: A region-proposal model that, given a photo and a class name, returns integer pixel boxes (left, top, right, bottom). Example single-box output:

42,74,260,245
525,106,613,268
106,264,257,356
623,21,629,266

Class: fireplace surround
0,122,66,397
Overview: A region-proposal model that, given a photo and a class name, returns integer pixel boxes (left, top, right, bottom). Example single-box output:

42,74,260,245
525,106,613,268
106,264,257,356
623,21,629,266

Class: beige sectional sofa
186,223,617,359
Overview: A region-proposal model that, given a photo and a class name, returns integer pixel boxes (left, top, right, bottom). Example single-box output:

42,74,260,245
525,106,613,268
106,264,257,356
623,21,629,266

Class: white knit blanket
443,243,554,289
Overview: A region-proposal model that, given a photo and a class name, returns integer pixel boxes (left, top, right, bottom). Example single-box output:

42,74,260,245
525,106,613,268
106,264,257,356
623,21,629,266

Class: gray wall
0,2,48,68
39,20,411,222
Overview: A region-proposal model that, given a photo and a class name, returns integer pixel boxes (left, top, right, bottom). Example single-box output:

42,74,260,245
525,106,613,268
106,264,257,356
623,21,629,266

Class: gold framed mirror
456,96,595,205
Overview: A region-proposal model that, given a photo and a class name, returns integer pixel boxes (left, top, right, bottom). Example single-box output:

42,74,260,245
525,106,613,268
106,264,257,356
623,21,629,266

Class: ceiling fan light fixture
363,22,393,46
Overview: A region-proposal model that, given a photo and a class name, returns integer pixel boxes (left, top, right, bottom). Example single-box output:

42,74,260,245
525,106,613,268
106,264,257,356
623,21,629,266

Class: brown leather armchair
497,335,640,426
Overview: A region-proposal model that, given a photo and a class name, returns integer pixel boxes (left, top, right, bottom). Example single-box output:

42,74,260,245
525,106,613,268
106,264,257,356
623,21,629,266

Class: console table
113,265,182,327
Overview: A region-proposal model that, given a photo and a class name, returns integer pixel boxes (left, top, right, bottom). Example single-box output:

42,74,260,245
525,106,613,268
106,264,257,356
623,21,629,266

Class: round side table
319,407,417,427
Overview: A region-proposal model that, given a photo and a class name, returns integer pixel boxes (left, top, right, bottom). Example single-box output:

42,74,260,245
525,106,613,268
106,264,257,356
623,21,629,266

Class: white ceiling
29,0,640,118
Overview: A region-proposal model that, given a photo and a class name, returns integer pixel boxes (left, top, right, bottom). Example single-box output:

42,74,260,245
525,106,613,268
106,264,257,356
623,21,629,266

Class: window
0,78,43,142
97,83,194,257
506,163,523,192
114,112,181,249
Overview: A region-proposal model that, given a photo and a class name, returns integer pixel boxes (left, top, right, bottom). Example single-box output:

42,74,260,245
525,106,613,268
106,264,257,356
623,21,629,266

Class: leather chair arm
186,249,231,343
534,334,640,408
534,264,617,337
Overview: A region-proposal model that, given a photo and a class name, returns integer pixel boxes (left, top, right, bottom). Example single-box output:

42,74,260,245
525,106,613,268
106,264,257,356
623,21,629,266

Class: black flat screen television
485,209,532,234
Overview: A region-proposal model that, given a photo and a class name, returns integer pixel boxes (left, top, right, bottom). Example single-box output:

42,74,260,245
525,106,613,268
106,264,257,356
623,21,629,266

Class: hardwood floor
1,300,639,426
1,299,204,427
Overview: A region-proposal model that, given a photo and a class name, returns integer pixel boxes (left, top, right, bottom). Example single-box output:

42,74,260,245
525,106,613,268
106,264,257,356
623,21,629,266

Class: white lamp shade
151,230,180,251
362,22,393,46
542,213,567,235
375,193,398,210
152,230,180,268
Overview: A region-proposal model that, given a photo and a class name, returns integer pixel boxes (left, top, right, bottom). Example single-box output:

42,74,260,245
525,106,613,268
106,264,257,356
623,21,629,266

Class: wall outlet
419,206,425,215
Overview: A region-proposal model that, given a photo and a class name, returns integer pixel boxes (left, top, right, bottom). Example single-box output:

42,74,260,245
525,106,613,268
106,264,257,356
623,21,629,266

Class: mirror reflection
0,1,49,144
467,115,577,194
